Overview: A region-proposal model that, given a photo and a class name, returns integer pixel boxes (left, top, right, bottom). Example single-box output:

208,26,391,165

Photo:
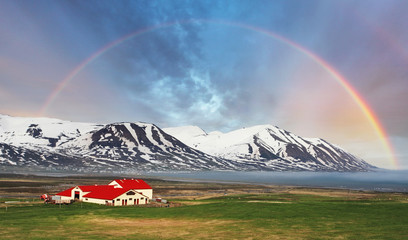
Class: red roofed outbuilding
55,179,152,206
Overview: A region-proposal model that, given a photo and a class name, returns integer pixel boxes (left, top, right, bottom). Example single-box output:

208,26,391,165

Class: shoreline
142,170,408,193
1,170,408,193
1,172,407,201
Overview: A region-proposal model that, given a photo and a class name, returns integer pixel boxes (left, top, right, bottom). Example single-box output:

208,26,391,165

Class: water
2,167,407,192
146,170,408,192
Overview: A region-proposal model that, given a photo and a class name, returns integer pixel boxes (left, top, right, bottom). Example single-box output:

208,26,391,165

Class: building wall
60,195,72,201
83,197,111,205
112,191,150,206
71,186,88,201
82,191,150,206
136,189,153,199
108,180,120,187
108,181,153,199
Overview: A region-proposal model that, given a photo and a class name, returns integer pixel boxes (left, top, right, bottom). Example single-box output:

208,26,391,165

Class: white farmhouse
55,179,153,206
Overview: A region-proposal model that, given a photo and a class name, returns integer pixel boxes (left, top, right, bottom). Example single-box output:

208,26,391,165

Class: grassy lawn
1,193,407,239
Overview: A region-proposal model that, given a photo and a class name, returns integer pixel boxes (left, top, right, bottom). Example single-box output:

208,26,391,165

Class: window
129,198,133,200
117,199,120,201
141,197,144,200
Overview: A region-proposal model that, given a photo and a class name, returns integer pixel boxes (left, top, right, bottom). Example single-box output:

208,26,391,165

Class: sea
3,167,407,193
145,170,408,192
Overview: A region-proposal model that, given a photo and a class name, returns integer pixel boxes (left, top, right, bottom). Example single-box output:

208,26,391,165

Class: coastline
1,169,408,193
143,170,408,193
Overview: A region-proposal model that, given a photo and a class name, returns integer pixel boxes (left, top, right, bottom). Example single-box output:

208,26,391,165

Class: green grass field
1,193,407,239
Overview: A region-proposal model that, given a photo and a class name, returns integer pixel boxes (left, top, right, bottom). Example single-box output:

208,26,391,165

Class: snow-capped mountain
0,114,102,149
0,114,374,171
0,114,237,171
58,122,239,171
163,125,373,171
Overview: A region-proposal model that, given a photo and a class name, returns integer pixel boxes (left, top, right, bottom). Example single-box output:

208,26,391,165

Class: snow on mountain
165,125,284,156
163,125,207,140
0,115,239,171
163,124,373,171
0,114,101,150
0,114,374,172
58,122,236,171
0,142,85,168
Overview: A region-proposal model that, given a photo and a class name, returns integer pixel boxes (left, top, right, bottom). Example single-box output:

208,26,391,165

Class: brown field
1,172,406,202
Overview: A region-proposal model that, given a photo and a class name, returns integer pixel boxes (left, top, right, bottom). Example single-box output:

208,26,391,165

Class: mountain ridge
163,124,373,171
0,114,374,172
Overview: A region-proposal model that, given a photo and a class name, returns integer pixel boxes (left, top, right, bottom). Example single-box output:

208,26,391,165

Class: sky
1,0,408,169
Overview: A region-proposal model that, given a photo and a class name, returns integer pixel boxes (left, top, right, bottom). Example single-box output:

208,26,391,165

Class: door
137,199,139,205
74,191,80,199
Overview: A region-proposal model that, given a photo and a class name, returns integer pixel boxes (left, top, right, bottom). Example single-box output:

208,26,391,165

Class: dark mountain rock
0,114,375,172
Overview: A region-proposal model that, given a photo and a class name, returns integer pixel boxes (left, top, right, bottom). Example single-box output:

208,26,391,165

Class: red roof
56,187,74,197
110,179,152,190
81,185,130,200
77,185,111,192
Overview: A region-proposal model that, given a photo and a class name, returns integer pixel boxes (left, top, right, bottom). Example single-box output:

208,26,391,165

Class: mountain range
0,114,374,172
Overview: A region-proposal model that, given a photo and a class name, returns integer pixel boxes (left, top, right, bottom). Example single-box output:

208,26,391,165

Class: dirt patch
247,200,291,204
287,189,372,199
85,217,244,239
0,200,42,208
0,226,20,239
156,187,283,200
83,216,313,239
89,217,223,227
0,179,47,182
176,201,212,206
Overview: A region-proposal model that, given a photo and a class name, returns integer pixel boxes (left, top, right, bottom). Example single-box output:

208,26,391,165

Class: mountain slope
0,115,238,171
163,125,373,171
0,114,374,171
59,122,238,171
0,114,102,149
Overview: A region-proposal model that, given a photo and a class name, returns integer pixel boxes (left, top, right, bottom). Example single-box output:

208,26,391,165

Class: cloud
1,0,408,168
389,136,408,170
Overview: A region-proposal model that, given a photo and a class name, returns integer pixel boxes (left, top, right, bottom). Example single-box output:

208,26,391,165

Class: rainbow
38,22,177,117
38,19,399,168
